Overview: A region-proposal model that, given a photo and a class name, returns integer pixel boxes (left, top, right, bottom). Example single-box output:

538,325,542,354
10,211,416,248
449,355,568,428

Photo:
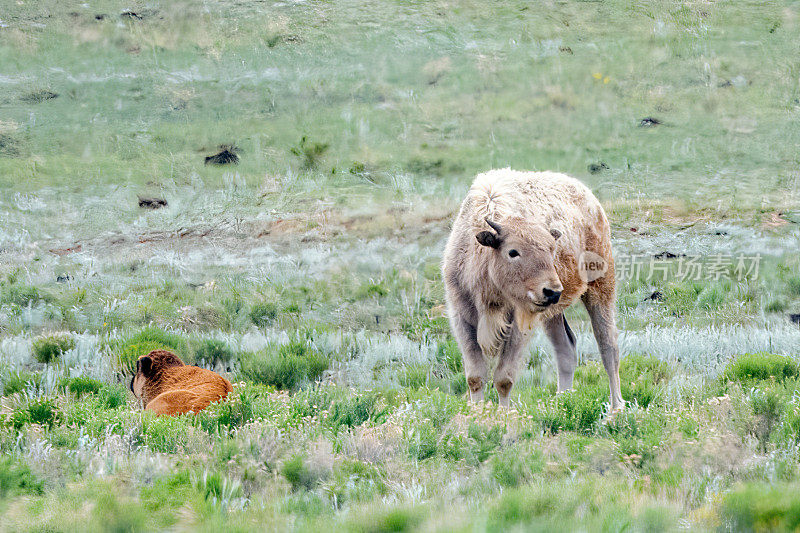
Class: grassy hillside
1,0,800,530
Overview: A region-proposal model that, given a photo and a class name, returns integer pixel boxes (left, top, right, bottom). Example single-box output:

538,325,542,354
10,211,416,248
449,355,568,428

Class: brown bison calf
130,349,233,415
442,169,624,410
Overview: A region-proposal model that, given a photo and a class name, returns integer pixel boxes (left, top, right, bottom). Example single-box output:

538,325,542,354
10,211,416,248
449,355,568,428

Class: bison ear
139,356,153,376
550,228,562,241
476,231,502,249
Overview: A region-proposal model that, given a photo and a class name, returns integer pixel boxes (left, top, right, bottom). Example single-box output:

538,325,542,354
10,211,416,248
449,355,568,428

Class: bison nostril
542,288,562,304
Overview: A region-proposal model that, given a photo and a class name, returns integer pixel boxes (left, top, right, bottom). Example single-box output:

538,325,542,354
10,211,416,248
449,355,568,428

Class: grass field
1,0,800,530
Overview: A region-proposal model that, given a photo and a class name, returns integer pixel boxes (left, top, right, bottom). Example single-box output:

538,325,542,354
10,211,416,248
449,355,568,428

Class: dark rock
645,290,664,301
639,117,662,127
790,313,800,325
49,245,82,256
588,162,608,174
653,251,685,259
138,196,168,209
204,146,240,165
0,133,23,157
21,90,58,103
95,14,107,20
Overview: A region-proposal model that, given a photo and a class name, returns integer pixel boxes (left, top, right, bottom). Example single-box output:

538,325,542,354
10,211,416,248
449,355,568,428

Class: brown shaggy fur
130,350,233,416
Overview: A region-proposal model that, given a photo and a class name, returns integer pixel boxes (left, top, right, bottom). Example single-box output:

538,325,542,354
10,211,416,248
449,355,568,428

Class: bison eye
508,249,520,258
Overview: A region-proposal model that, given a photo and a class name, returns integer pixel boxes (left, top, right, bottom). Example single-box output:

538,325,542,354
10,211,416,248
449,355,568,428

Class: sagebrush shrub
32,334,75,364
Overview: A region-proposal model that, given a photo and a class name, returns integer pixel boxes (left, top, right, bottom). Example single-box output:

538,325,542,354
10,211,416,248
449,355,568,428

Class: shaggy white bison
442,169,624,410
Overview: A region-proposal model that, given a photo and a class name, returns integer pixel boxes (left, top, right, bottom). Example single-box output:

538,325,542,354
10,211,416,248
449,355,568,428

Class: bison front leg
451,313,488,402
543,313,577,393
493,323,526,408
582,293,624,412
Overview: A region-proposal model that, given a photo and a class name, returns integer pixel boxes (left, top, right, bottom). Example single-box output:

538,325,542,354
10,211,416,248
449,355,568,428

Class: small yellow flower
603,76,610,84
592,72,603,80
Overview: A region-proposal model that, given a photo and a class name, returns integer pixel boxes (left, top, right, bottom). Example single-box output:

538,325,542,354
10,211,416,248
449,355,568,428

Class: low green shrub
468,423,504,463
356,282,388,299
140,470,193,527
138,413,192,453
1,285,49,307
537,364,608,434
721,353,800,385
491,445,545,487
604,409,666,468
10,397,60,429
747,385,789,450
348,505,425,533
239,342,329,390
0,457,44,498
398,364,428,389
436,339,463,373
195,470,242,505
406,421,439,461
98,383,128,409
326,460,387,505
282,455,317,491
249,302,278,327
92,490,149,533
619,354,672,408
2,371,40,396
115,327,189,367
196,387,257,432
326,391,388,432
61,375,103,397
194,339,235,366
32,334,75,363
721,482,800,532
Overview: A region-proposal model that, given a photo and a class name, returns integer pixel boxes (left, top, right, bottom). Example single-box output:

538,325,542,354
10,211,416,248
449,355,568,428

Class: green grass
721,353,800,385
1,0,800,530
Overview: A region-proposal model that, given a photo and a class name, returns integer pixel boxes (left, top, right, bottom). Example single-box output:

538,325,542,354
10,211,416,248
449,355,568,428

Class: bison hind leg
146,390,203,416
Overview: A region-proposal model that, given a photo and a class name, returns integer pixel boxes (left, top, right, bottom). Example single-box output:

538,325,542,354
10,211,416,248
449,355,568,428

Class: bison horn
485,217,503,235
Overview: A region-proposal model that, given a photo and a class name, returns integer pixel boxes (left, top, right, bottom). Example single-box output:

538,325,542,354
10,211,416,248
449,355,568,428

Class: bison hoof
467,376,484,393
494,379,513,397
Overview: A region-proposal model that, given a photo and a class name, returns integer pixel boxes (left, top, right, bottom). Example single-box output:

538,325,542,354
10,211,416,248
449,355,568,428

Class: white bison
442,169,624,410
